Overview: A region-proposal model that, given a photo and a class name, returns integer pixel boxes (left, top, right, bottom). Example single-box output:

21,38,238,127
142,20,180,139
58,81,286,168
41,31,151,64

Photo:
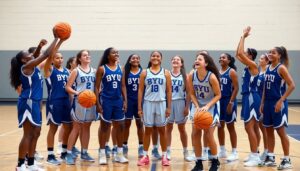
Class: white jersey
75,66,96,92
192,70,214,105
171,72,185,100
144,68,166,102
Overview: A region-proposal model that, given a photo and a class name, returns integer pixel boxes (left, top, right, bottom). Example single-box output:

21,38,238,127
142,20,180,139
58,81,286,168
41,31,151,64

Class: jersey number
132,84,137,91
151,85,159,92
86,82,91,89
266,82,271,89
113,81,118,89
172,86,179,93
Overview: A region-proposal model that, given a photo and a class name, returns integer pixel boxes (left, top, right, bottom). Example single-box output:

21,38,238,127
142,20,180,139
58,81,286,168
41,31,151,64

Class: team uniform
71,66,97,122
257,68,266,98
45,67,71,125
100,64,125,123
18,67,43,128
190,70,220,126
263,64,288,128
125,68,142,119
240,67,260,122
219,68,237,123
143,68,167,127
168,72,187,124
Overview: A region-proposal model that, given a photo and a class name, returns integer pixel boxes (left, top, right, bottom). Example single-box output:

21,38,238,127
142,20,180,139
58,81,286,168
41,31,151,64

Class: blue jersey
101,65,123,99
20,67,43,101
126,68,142,101
241,67,258,94
46,67,69,100
264,64,286,100
220,67,233,98
257,69,265,98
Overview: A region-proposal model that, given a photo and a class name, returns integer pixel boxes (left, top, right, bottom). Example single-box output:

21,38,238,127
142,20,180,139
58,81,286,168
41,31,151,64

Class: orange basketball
194,111,213,129
78,90,96,108
54,22,71,40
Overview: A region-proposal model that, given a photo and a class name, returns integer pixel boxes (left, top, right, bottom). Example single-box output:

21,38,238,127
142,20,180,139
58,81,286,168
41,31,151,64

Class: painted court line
0,129,20,137
289,107,300,113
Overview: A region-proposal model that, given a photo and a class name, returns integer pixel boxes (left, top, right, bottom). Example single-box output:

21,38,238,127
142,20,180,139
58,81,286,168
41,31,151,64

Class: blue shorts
46,98,72,125
220,97,237,123
18,98,42,128
101,97,125,123
263,99,288,128
241,92,260,123
125,98,139,119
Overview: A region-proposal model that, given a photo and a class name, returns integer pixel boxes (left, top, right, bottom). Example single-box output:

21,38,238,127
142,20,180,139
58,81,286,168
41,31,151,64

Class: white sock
143,151,148,156
220,145,226,151
105,142,109,146
283,156,290,160
183,147,188,153
67,150,72,154
117,147,123,154
162,151,166,155
100,149,105,155
167,146,171,151
232,148,237,153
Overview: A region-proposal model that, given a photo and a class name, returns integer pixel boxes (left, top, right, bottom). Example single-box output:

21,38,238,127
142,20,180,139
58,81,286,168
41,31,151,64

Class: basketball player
165,55,194,161
137,51,172,166
218,53,239,161
65,50,97,164
96,47,128,165
236,26,261,166
189,52,221,171
10,31,60,171
260,46,295,170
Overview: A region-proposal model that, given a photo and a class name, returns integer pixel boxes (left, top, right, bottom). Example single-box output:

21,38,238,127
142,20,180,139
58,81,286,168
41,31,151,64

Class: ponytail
275,46,289,68
224,53,237,71
10,51,26,89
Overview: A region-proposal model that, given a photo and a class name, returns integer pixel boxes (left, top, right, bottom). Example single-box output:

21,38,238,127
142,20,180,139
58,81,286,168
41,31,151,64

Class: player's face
171,56,182,68
195,55,206,69
21,51,34,64
53,53,63,67
150,52,162,66
219,54,229,67
79,50,91,64
259,55,268,67
109,48,119,63
268,48,280,63
130,55,140,67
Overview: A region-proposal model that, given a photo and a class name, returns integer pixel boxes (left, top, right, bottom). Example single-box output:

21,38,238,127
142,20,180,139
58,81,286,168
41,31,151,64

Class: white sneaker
243,154,251,162
98,153,107,165
260,151,268,161
183,151,195,162
27,164,45,171
166,149,171,160
114,153,128,163
16,164,28,171
227,152,239,162
218,150,227,158
200,151,208,161
244,154,261,167
34,152,44,161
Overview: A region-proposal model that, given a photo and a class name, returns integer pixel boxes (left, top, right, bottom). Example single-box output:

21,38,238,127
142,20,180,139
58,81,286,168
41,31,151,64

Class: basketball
78,90,96,108
54,22,72,40
194,111,213,129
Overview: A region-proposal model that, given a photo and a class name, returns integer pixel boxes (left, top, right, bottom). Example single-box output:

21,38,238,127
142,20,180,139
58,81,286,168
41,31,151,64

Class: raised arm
137,70,146,117
95,66,104,114
44,39,65,78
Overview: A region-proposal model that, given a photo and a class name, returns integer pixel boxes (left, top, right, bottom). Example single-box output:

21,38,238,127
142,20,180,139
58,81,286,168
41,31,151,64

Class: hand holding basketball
194,111,213,130
78,90,96,108
53,22,72,40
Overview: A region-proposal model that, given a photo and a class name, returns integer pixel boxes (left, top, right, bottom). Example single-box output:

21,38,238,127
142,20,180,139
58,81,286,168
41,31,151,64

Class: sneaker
34,152,44,161
227,152,239,162
123,145,128,156
27,164,45,171
191,160,203,171
81,152,95,162
208,149,213,160
259,151,267,161
151,148,162,160
16,164,27,171
99,152,107,165
114,153,129,163
105,146,111,158
65,153,75,165
72,146,80,155
60,152,67,162
162,155,170,166
183,151,195,162
200,151,208,161
46,155,61,166
137,155,150,166
263,155,276,167
244,154,261,167
138,146,144,158
277,158,292,170
166,149,171,160
243,154,251,162
218,150,227,158
209,158,220,171
112,147,117,158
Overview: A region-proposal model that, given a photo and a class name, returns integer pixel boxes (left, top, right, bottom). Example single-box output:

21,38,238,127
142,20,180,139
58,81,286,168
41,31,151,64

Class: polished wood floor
0,103,299,171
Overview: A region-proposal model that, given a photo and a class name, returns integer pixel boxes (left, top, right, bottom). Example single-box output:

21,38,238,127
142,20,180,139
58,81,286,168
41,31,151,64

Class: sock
283,156,290,160
139,142,143,145
162,151,166,156
113,145,117,149
58,142,62,147
153,145,158,149
204,147,209,152
183,147,188,153
82,149,87,154
123,144,128,147
211,155,218,159
232,148,237,153
105,142,109,146
220,145,226,151
117,147,123,153
139,144,143,147
62,144,67,152
100,149,105,155
167,146,171,151
67,150,72,154
48,147,54,155
27,157,34,166
264,149,268,154
143,151,148,156
196,157,202,160
17,158,25,167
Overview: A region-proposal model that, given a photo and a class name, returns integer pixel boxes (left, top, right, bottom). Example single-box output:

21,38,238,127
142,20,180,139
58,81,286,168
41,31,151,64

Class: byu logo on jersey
106,74,121,82
147,78,164,85
80,76,95,83
128,77,139,85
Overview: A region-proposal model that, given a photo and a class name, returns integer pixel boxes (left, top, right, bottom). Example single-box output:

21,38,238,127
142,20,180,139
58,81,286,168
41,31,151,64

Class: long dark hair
275,46,289,68
66,56,76,70
198,53,220,83
147,51,163,68
98,47,114,67
76,49,89,65
124,54,142,84
10,50,27,89
172,55,187,89
224,53,237,71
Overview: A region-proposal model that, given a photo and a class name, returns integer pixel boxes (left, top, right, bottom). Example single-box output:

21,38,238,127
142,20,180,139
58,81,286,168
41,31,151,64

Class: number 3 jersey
126,68,142,101
144,68,166,102
75,66,96,92
101,64,122,100
192,70,214,106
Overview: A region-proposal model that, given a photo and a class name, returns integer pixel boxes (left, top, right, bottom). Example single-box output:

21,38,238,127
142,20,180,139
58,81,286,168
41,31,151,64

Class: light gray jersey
171,72,185,100
75,66,96,92
192,70,214,105
144,68,166,102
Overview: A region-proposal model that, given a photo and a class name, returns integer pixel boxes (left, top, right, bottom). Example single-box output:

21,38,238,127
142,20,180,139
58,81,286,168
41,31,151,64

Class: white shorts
168,99,187,124
189,102,220,127
142,100,167,127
